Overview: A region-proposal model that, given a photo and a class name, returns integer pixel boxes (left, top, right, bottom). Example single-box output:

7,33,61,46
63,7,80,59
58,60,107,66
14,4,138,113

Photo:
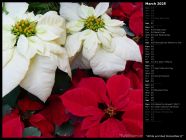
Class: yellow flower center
12,19,37,37
104,106,116,117
84,16,105,32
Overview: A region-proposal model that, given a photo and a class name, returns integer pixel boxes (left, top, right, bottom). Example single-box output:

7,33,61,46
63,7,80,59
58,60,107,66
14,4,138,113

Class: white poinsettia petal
66,20,84,33
71,53,91,70
3,48,14,68
16,35,29,57
83,32,98,60
79,4,95,19
53,31,66,46
5,2,28,17
16,35,37,59
55,48,72,78
97,29,113,52
3,50,30,97
101,14,111,20
65,33,82,57
38,11,65,27
20,55,58,102
90,48,126,78
104,19,124,27
28,36,45,55
24,12,41,22
60,2,81,21
3,30,16,50
105,26,126,37
36,25,64,41
3,13,15,28
37,11,66,43
113,36,142,62
95,2,109,17
43,42,66,57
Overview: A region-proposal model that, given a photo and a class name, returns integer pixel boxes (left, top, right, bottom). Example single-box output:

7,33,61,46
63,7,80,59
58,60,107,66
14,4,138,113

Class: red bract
40,95,69,126
124,62,143,89
73,122,86,138
111,2,143,36
61,75,143,137
18,96,44,112
139,44,143,56
129,10,143,36
29,113,54,137
3,109,24,138
119,2,138,17
125,70,142,89
111,3,127,21
72,69,89,87
112,2,142,21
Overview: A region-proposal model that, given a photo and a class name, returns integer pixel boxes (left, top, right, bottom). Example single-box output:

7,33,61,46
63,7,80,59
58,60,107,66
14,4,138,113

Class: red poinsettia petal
123,102,143,121
29,113,54,136
100,118,129,138
122,102,143,135
139,44,143,57
128,89,143,104
123,118,143,136
133,61,143,70
119,2,136,16
136,2,143,9
18,96,44,112
81,108,104,130
125,70,143,89
114,95,130,111
129,10,143,36
40,95,69,126
73,123,86,138
61,88,98,117
3,109,19,122
106,75,130,107
78,77,109,105
86,125,100,138
3,110,24,138
26,135,54,138
111,7,127,21
72,69,89,87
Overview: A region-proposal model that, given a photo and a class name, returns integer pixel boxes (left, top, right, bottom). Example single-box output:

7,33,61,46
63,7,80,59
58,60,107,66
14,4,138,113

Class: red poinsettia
111,2,143,36
29,113,54,137
18,96,44,112
40,95,69,126
73,122,86,138
72,69,89,87
29,95,69,136
124,62,143,89
61,75,143,138
3,93,69,137
2,109,24,138
129,10,143,36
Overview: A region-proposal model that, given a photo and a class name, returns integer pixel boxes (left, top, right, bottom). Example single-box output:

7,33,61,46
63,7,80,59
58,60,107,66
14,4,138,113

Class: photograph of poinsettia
2,2,143,138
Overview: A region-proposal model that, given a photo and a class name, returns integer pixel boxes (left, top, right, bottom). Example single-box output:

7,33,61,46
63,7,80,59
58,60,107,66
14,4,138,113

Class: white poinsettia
3,2,71,102
60,2,142,77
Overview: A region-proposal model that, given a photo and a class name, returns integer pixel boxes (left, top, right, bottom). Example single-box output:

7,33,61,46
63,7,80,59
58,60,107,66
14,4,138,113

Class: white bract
60,2,142,78
3,2,71,102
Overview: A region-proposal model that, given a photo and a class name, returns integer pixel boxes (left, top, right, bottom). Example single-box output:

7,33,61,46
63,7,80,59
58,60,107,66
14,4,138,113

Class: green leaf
28,2,60,14
52,69,72,94
3,86,20,107
23,127,41,137
2,104,12,117
55,121,74,136
123,25,135,37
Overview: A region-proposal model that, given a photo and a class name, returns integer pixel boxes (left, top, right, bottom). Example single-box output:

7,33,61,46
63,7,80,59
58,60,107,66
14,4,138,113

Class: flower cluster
2,2,143,138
